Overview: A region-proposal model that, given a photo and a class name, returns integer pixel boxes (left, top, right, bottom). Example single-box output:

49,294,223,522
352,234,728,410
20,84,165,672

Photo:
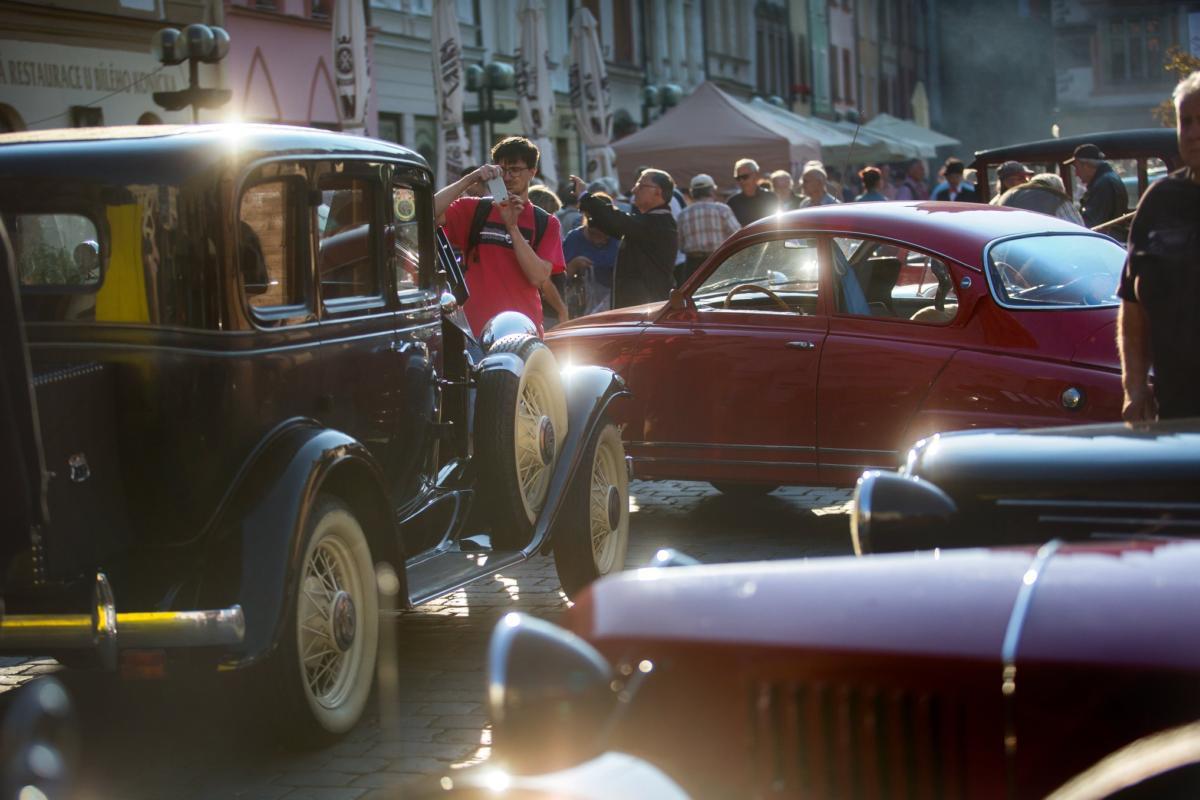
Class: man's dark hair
639,168,675,203
491,136,540,171
943,157,965,176
859,166,881,190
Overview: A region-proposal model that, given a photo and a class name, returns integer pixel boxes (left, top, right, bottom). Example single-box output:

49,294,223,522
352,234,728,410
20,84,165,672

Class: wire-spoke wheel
258,494,378,746
477,335,568,549
554,421,629,599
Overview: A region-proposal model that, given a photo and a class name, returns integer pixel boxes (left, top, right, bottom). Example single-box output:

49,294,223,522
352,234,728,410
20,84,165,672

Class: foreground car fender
212,420,399,668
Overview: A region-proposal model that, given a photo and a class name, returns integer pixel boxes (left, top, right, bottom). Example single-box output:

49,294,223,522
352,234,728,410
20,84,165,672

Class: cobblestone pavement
1,481,853,800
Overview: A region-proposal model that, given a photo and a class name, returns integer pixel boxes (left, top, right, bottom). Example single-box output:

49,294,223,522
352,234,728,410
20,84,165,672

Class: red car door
626,236,828,486
817,236,966,485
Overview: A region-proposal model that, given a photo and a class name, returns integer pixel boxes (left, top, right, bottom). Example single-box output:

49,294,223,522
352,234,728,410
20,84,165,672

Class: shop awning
827,120,928,162
612,81,821,193
862,113,960,156
745,98,857,164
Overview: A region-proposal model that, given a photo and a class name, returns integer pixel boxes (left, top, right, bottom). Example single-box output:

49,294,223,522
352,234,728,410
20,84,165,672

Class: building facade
223,0,371,132
1052,0,1197,135
0,0,223,131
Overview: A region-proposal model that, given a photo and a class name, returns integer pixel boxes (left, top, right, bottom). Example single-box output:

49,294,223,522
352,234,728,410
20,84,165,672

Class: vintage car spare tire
260,494,379,746
476,335,568,550
553,420,630,599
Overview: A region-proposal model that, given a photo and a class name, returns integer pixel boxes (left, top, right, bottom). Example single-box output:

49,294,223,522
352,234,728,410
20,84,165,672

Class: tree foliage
1153,46,1200,127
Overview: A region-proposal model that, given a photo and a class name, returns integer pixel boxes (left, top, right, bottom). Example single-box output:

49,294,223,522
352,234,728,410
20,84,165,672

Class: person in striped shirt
676,173,741,286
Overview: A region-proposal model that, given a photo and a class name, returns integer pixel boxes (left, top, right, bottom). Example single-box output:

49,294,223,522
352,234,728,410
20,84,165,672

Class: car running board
405,546,527,607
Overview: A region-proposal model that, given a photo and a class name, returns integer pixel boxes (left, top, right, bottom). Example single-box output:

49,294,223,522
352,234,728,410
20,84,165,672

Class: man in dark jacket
1064,143,1128,228
571,169,678,308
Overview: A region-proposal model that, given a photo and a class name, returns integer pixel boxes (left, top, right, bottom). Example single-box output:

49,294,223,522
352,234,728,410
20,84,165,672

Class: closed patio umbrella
569,7,614,181
332,0,369,134
515,0,558,187
431,0,472,188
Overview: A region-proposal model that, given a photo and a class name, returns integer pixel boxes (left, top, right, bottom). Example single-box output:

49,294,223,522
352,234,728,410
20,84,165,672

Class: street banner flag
333,0,369,133
432,0,471,188
569,7,615,181
515,0,558,187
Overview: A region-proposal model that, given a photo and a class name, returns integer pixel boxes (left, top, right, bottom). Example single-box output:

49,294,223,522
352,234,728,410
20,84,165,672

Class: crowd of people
438,135,1135,337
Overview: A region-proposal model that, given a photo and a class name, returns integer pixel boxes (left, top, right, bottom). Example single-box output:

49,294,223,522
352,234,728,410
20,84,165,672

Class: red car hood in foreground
563,541,1200,799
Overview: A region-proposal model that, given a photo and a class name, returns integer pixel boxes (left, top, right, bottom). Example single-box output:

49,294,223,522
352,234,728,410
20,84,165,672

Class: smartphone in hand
486,175,508,201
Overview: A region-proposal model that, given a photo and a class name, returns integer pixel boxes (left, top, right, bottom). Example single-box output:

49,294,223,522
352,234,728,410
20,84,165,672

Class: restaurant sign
0,40,194,126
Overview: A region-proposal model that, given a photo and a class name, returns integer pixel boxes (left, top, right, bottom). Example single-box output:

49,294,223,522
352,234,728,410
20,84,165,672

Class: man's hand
569,174,586,197
1122,383,1158,424
566,255,593,276
499,195,526,230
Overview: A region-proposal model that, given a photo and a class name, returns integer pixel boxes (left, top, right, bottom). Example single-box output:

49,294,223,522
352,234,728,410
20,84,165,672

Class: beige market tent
746,97,857,165
863,113,961,156
612,81,821,195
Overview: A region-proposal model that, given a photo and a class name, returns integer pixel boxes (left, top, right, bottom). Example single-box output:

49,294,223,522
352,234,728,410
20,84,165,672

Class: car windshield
987,234,1125,308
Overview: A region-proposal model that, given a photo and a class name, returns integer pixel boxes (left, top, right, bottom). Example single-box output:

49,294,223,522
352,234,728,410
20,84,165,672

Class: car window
391,185,420,293
317,173,381,303
832,237,958,325
692,238,820,314
988,234,1124,308
10,213,101,288
239,178,311,320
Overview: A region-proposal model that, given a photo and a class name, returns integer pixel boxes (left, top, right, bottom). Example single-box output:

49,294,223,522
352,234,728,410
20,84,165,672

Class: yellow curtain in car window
95,204,150,323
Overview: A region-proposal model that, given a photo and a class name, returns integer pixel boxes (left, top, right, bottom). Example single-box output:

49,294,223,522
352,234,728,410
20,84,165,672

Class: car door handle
786,340,817,350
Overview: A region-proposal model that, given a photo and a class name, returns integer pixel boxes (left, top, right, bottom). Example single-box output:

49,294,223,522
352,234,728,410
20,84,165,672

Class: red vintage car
546,202,1127,492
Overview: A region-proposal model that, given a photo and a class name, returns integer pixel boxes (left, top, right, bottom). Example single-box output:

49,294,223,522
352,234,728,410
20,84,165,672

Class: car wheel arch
212,423,400,668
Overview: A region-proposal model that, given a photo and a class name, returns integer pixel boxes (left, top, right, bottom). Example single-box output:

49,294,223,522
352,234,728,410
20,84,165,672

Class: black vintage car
0,124,630,744
851,420,1200,554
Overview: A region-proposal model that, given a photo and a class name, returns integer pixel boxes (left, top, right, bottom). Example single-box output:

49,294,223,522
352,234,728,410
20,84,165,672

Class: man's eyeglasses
735,173,752,181
500,165,530,177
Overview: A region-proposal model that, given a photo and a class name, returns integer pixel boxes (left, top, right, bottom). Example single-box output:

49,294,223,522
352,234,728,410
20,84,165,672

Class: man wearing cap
726,158,777,225
989,161,1035,205
677,174,741,285
932,158,978,202
1065,143,1128,228
1117,70,1200,421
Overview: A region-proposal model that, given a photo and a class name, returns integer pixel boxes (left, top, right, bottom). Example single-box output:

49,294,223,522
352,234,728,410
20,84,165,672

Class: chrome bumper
0,573,244,668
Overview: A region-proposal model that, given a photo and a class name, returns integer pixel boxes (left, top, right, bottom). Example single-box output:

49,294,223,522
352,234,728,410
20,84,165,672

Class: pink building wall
223,0,377,134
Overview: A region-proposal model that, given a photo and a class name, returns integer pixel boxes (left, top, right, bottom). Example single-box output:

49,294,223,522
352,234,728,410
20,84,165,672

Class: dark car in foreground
0,124,630,744
547,202,1126,495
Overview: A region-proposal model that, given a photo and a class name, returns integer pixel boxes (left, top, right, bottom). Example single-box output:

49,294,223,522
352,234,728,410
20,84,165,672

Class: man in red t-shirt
435,136,565,337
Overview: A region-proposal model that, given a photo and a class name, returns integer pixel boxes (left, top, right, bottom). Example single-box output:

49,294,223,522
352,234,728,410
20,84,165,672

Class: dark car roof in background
971,128,1179,170
740,201,1107,268
908,418,1200,487
0,124,431,176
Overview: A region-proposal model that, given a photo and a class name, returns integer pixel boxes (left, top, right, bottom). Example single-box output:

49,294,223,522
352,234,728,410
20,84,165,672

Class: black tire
710,482,779,498
251,493,378,747
475,335,567,549
554,421,630,599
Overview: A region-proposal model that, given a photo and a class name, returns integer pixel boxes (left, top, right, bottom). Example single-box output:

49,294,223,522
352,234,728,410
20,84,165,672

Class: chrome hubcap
537,415,556,466
606,484,621,530
330,591,356,652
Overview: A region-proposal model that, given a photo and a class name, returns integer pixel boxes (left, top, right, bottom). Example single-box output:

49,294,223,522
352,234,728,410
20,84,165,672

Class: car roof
970,128,1179,170
738,201,1105,267
0,123,431,174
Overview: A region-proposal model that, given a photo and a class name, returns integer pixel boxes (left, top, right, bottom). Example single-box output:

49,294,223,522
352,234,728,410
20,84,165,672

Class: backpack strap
464,197,493,269
466,198,550,266
530,204,549,252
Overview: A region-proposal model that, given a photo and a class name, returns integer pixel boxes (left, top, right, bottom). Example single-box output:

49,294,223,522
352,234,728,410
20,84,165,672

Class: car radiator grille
749,680,968,799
